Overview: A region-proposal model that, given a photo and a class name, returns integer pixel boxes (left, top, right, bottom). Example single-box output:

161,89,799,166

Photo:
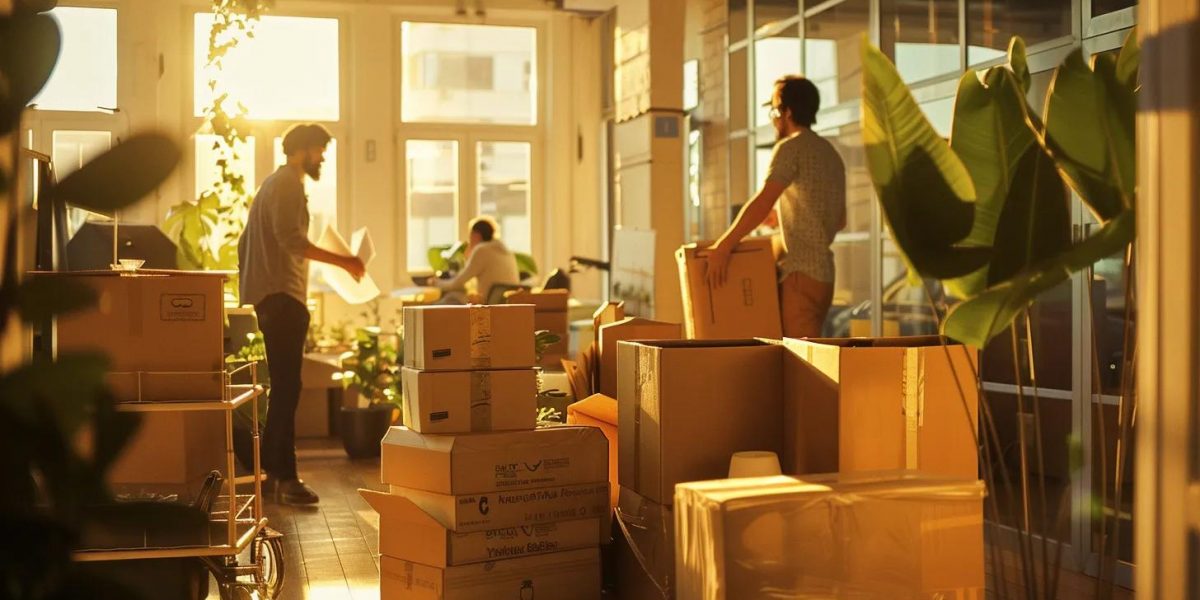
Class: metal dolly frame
72,362,285,600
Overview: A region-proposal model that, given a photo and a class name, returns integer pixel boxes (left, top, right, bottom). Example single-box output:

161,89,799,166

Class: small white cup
728,451,782,478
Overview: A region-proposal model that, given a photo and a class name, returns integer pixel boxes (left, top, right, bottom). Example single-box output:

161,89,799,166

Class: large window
966,0,1073,66
192,14,340,121
881,0,961,84
32,7,117,112
398,21,543,274
405,140,459,272
754,25,801,128
805,0,870,108
400,22,537,125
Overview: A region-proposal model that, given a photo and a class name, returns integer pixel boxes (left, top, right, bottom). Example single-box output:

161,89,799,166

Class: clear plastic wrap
675,471,986,600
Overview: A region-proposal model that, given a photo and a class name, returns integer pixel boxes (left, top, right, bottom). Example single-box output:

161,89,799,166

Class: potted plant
333,326,401,459
534,329,569,426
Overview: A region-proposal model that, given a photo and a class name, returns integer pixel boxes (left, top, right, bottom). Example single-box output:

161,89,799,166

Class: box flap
360,488,440,527
568,394,618,425
787,335,955,349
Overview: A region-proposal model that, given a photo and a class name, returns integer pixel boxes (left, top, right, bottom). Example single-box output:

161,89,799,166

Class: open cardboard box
616,336,980,504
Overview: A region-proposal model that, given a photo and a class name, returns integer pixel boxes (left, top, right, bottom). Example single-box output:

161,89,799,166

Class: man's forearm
715,192,774,252
303,243,352,268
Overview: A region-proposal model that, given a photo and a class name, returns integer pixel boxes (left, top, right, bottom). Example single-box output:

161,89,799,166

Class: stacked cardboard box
366,305,611,599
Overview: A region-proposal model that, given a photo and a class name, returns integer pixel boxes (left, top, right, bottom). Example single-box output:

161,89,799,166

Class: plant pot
339,404,393,459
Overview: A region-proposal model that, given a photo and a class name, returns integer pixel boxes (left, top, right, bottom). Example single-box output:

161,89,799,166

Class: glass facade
720,0,1137,585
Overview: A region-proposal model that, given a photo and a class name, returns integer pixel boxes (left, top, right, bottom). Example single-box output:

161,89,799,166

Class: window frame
393,15,548,277
183,6,350,239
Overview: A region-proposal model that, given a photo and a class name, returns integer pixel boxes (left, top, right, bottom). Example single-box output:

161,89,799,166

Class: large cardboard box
675,239,781,340
615,486,674,600
385,482,611,533
107,411,227,499
361,489,603,566
403,305,536,371
506,289,570,369
567,394,619,507
783,336,979,479
401,367,537,434
49,271,226,402
674,472,985,600
597,317,681,399
616,340,783,504
380,548,601,600
380,426,609,494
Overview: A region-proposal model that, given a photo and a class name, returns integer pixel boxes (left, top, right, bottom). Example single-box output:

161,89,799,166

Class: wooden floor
224,438,1133,600
212,438,387,600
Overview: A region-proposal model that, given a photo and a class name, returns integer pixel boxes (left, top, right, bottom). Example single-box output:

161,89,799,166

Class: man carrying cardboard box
238,123,366,505
705,76,846,338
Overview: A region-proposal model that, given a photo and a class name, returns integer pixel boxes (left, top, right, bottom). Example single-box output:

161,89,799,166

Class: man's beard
303,159,322,181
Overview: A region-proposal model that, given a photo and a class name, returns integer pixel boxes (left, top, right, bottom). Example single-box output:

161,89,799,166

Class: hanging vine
166,0,273,286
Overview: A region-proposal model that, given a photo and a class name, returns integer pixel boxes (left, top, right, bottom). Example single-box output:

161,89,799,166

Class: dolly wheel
251,528,286,599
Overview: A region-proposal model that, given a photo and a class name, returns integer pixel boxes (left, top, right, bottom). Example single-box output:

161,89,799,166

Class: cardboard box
676,238,781,340
783,336,979,479
386,482,611,533
615,486,674,600
616,340,783,504
107,411,227,500
674,472,985,600
361,489,603,566
567,394,620,507
597,317,681,399
380,548,601,600
380,426,609,494
403,305,536,371
48,271,226,402
506,289,570,369
401,367,537,434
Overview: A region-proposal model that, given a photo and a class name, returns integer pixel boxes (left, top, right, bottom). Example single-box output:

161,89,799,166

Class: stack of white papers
315,225,380,304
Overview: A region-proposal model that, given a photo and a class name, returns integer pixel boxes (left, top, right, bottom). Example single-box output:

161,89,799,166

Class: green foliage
860,39,990,281
534,329,562,365
335,327,402,408
226,331,266,363
860,33,1138,348
0,9,187,596
167,0,273,299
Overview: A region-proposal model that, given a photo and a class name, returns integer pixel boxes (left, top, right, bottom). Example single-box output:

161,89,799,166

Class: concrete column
1136,1,1200,597
613,0,685,322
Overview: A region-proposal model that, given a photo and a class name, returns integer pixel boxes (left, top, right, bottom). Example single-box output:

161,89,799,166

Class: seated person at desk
436,216,520,304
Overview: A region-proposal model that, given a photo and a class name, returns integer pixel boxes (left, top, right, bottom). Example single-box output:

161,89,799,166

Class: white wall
32,0,605,302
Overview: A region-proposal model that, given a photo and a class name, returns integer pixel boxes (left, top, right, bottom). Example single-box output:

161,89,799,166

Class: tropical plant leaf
946,64,1036,297
1115,27,1139,92
427,245,451,272
986,143,1072,285
14,0,60,14
943,210,1134,347
17,275,99,323
861,38,990,280
0,13,60,133
515,252,539,277
0,351,110,437
1008,36,1031,94
53,133,182,215
1040,51,1135,221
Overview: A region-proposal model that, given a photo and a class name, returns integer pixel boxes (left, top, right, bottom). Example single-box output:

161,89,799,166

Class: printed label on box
160,294,206,321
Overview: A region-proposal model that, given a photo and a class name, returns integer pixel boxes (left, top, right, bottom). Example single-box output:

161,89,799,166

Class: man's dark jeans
255,293,310,481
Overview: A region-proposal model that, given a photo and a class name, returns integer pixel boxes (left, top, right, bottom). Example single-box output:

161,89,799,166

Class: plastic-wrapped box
675,471,985,600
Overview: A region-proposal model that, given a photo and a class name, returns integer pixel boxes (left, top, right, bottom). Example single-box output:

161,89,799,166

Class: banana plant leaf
945,42,1038,297
0,12,60,133
860,38,991,280
943,209,1134,347
986,142,1071,286
1040,49,1136,222
53,134,182,216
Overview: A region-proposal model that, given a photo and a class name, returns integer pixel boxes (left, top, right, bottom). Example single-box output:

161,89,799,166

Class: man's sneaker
274,479,320,505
